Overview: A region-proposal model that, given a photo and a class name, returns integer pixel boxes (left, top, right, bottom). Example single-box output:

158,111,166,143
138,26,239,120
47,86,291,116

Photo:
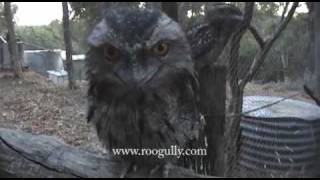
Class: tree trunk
190,3,244,177
224,35,245,177
313,3,320,101
222,2,254,177
305,2,315,85
223,2,298,177
62,2,76,89
4,2,23,79
161,2,179,22
304,2,320,105
0,128,213,178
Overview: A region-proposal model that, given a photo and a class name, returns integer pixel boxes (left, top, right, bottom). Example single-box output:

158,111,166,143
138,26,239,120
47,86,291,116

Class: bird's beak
131,61,158,87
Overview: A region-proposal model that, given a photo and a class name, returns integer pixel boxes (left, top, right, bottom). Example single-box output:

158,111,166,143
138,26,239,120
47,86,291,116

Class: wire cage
239,96,320,177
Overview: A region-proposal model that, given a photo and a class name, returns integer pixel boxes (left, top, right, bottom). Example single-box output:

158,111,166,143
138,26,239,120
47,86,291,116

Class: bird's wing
186,3,243,67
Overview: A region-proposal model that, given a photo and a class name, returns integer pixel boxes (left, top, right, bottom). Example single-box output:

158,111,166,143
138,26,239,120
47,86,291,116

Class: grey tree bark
0,128,213,178
224,2,298,177
62,2,76,89
224,3,254,177
313,2,320,102
4,2,23,79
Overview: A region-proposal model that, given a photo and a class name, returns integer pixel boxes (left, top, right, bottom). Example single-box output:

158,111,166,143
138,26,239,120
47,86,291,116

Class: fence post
17,41,24,68
198,64,227,176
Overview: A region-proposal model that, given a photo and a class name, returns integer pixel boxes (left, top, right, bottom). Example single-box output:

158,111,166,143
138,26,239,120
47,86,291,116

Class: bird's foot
120,162,137,178
162,163,173,178
147,163,173,178
148,165,161,178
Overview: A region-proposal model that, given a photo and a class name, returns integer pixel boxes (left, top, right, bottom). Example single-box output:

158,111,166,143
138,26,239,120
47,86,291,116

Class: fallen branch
0,128,213,178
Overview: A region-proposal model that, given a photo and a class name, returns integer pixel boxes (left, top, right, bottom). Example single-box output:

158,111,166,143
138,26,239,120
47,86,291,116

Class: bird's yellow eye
103,44,118,62
153,42,169,56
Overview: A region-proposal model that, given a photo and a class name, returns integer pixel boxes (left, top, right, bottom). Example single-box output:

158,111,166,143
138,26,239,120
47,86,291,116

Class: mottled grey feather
86,8,204,167
85,4,243,174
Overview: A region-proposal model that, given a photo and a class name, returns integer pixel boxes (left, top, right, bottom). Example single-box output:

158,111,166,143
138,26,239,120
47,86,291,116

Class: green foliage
16,19,88,54
69,2,141,24
256,2,283,17
238,2,310,82
16,24,64,50
8,2,311,83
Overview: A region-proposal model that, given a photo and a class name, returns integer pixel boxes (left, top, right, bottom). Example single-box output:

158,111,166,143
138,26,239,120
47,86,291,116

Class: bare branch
227,2,254,89
231,2,255,42
267,2,299,49
281,2,290,21
304,85,320,106
248,25,265,49
239,2,299,89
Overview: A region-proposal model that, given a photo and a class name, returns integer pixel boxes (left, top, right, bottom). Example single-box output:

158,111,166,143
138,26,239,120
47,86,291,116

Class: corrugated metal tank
240,96,320,177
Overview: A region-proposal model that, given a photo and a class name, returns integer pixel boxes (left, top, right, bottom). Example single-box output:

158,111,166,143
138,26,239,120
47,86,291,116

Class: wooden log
0,128,214,178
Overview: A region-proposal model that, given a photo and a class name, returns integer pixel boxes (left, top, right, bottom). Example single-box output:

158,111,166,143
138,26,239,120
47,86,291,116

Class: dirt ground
244,82,315,103
0,70,105,154
0,70,315,156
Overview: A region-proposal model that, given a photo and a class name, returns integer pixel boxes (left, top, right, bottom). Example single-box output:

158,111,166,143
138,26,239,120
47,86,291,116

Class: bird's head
86,8,195,98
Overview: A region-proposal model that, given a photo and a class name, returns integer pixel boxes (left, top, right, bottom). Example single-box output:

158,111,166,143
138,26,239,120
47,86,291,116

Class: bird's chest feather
90,86,201,151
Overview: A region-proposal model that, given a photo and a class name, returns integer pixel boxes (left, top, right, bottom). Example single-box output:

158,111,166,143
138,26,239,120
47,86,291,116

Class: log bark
0,128,214,178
